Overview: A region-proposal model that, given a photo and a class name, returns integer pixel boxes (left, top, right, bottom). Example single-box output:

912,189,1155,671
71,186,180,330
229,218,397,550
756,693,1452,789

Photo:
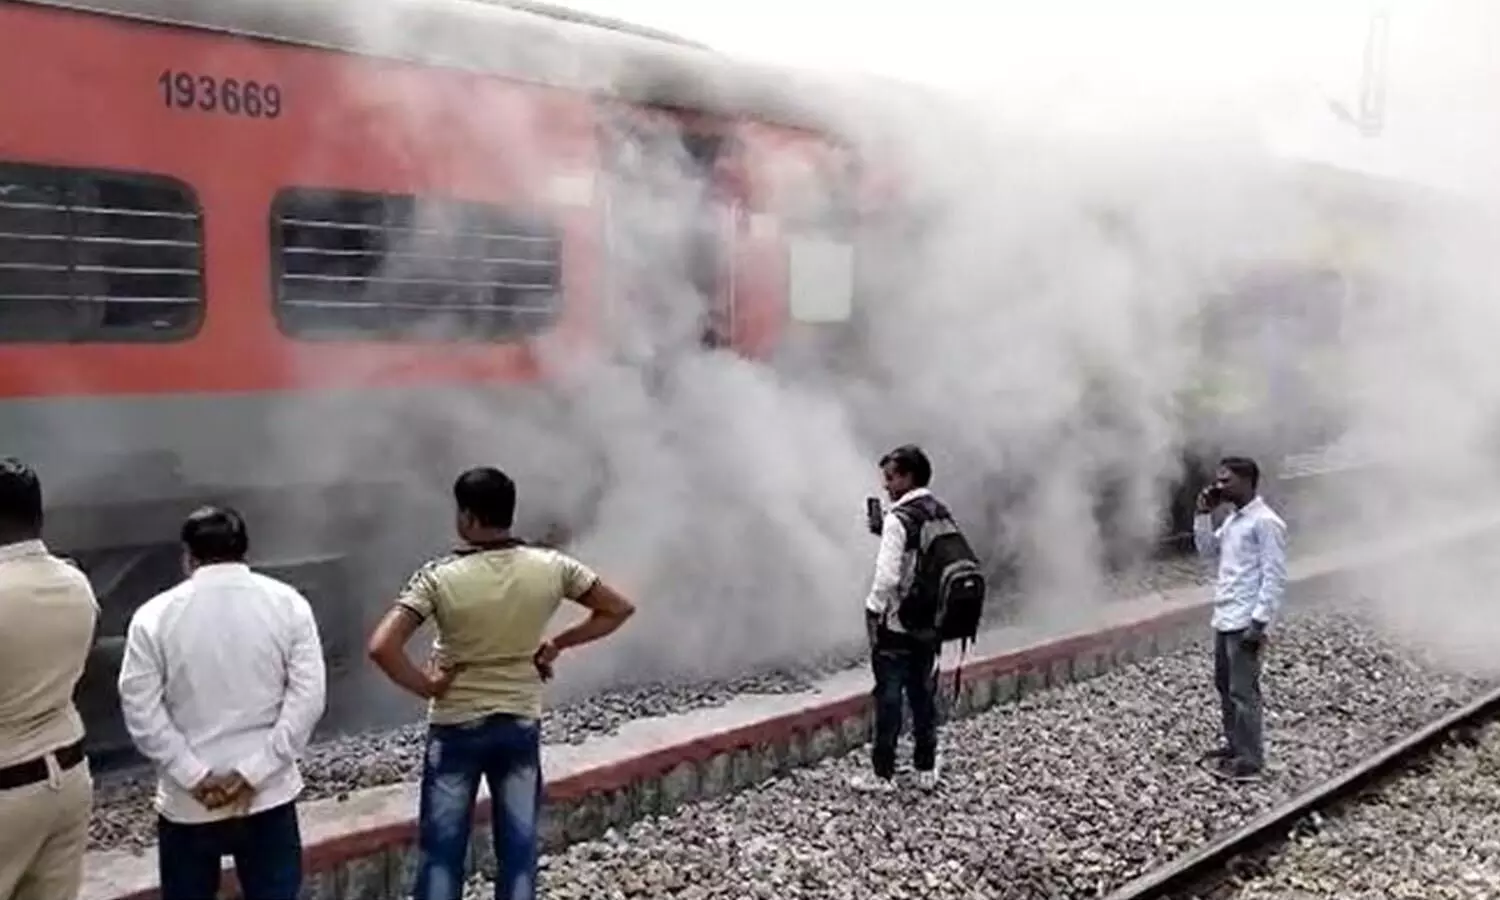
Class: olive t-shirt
395,545,599,725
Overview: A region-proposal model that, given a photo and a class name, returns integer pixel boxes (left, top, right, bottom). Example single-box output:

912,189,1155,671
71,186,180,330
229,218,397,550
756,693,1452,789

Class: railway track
1108,685,1500,900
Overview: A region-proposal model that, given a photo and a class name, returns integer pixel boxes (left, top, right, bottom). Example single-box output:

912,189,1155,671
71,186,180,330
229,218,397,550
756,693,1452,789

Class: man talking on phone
1193,455,1287,783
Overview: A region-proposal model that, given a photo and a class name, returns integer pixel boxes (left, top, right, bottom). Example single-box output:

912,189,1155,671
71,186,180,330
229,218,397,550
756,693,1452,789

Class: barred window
0,163,204,342
1203,266,1349,350
271,189,563,341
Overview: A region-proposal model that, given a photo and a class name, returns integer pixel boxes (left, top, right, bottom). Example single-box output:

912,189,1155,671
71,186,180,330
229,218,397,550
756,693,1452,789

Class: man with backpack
852,444,987,794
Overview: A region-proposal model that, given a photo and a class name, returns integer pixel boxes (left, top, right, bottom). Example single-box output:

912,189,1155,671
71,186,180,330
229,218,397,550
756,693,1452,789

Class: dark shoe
1213,758,1262,782
1199,746,1234,762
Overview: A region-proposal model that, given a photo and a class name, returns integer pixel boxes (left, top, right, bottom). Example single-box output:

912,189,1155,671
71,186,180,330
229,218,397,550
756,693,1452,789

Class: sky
544,0,1500,199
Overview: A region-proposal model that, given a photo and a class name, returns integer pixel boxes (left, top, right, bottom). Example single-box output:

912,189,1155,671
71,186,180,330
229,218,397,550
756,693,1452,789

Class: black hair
454,467,517,530
0,457,43,539
180,505,250,565
1219,456,1261,491
879,444,933,488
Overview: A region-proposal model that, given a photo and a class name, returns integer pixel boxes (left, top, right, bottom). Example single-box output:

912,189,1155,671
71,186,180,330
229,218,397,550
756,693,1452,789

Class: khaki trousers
0,757,92,900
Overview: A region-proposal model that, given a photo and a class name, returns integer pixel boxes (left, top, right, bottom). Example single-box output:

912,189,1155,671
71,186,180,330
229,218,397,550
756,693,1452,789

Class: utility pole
1329,5,1390,138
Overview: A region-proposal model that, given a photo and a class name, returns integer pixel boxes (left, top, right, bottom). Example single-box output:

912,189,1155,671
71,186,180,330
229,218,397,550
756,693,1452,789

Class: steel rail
1106,681,1500,900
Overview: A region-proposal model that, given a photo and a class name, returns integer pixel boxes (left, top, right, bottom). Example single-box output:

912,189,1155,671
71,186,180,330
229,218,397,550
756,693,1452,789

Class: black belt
0,740,85,791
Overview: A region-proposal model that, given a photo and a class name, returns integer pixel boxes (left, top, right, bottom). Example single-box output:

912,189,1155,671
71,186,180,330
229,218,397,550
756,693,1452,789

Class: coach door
597,109,736,370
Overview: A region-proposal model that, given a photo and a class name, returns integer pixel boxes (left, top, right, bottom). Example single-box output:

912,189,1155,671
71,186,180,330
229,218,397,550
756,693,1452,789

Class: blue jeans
413,712,543,900
157,802,301,900
870,629,939,780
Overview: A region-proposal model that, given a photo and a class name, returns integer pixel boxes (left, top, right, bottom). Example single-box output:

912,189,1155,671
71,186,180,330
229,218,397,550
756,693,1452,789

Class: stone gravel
1216,721,1500,900
88,555,1210,854
445,603,1497,900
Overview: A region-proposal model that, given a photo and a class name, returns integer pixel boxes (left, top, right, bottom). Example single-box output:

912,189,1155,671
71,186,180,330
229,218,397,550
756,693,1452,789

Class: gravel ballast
87,555,1211,854
462,603,1498,900
1218,721,1500,900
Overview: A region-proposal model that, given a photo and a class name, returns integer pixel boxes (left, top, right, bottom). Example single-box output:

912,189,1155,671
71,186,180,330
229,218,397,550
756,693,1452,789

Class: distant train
0,0,1396,761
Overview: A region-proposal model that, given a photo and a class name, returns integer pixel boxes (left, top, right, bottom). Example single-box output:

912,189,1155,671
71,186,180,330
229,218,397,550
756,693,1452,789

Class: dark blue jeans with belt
157,802,301,900
412,711,543,900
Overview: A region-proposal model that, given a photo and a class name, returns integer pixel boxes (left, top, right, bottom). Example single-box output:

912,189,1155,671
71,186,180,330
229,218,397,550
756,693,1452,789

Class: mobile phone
865,497,884,536
1202,485,1224,507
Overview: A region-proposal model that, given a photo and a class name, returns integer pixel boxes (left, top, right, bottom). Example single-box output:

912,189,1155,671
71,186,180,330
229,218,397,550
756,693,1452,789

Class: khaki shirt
396,545,598,725
0,540,98,768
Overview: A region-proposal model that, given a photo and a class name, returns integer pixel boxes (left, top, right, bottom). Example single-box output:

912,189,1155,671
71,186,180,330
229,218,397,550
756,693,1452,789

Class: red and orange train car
0,0,885,758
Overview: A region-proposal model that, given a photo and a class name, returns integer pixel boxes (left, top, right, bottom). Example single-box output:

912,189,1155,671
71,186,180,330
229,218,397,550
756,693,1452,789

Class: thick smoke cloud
1321,188,1500,678
210,0,1500,725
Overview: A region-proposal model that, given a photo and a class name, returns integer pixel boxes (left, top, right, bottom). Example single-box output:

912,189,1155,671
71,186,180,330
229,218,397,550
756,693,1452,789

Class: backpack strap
891,503,923,553
892,496,952,619
892,495,948,550
951,636,972,703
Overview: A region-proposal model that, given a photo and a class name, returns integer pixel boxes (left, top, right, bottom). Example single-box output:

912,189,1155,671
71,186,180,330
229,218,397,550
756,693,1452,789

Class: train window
778,149,860,325
1204,266,1349,350
271,188,563,341
787,235,855,324
0,162,204,343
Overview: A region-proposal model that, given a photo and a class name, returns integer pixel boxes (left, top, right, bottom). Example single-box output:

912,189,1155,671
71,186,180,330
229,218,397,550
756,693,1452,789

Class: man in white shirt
0,457,98,900
1193,455,1288,783
850,444,945,795
118,506,326,900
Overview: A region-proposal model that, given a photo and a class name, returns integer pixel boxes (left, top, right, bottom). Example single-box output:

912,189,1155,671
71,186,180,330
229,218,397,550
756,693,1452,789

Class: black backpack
891,496,988,656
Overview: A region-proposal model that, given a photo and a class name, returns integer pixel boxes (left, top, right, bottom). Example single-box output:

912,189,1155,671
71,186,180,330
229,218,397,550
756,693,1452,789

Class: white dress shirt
1193,495,1289,633
117,562,327,824
863,487,932,633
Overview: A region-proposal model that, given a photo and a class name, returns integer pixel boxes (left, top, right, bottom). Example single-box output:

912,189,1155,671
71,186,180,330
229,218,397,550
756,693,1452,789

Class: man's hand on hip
422,653,463,698
535,639,559,681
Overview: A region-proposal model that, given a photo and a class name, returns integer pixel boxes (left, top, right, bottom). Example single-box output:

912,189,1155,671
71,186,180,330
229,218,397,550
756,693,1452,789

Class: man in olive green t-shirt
367,467,635,900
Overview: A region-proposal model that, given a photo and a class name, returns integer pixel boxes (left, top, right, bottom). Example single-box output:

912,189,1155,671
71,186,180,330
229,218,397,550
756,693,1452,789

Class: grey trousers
1214,628,1264,769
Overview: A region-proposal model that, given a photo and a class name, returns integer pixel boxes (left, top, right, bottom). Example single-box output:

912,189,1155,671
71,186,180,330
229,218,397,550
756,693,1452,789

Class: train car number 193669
157,69,284,119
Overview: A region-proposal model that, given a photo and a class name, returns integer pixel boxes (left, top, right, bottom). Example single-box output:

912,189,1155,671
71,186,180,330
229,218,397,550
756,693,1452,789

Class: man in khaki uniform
0,458,98,900
367,466,636,900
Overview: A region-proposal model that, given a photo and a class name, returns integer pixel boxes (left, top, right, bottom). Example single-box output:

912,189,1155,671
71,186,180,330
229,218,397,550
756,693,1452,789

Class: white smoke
49,0,1500,726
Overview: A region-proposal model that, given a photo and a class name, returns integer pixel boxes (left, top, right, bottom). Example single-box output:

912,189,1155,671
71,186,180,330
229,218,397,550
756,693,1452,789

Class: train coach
0,0,1409,764
0,0,888,761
